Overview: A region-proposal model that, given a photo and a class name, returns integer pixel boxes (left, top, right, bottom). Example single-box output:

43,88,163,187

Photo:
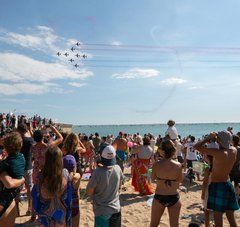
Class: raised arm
49,125,63,147
0,172,25,189
77,139,86,155
194,137,222,158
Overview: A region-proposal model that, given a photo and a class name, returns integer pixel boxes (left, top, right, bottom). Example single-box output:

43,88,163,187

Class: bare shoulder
171,160,182,169
228,147,237,156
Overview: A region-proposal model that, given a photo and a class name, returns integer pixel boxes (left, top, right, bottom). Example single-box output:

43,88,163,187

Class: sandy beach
15,167,240,227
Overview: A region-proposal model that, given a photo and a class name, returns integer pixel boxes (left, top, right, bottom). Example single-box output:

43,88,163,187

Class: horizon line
72,121,240,126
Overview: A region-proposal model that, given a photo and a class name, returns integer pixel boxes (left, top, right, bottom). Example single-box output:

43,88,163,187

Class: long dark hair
41,146,63,196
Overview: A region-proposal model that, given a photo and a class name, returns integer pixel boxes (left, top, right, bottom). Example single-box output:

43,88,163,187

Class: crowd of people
0,117,239,227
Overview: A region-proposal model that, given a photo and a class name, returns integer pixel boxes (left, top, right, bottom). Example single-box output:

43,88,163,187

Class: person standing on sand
150,140,182,227
131,136,154,195
194,131,239,227
113,132,128,172
86,145,123,227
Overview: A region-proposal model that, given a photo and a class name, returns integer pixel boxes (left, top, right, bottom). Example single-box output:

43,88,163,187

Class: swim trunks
207,181,239,212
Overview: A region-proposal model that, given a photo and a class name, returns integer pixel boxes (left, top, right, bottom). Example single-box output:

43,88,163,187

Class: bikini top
156,176,178,187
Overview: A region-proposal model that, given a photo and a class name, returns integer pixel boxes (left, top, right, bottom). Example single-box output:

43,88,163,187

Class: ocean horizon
72,122,240,139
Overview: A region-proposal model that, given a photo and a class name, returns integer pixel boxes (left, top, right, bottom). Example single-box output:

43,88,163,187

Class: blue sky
0,0,240,125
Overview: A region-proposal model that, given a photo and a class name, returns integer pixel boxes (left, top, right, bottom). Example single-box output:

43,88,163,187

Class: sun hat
217,130,232,149
63,155,76,171
100,145,116,166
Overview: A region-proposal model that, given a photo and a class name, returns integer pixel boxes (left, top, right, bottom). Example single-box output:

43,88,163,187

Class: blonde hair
41,146,63,196
62,133,79,155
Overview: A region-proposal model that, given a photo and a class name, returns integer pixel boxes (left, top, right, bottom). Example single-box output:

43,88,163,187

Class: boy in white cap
86,145,123,227
194,130,239,227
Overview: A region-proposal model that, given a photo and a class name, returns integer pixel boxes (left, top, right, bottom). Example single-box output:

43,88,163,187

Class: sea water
72,122,240,138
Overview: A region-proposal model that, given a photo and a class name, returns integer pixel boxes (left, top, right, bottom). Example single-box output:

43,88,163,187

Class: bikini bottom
154,193,180,207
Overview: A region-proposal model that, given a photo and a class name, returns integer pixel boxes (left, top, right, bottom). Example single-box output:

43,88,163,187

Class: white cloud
0,52,93,82
68,82,86,88
111,41,122,46
188,85,203,90
112,68,160,79
0,26,94,96
1,98,31,103
160,77,187,86
0,82,56,95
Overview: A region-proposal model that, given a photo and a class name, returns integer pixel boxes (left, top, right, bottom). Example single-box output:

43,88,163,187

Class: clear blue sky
0,0,240,124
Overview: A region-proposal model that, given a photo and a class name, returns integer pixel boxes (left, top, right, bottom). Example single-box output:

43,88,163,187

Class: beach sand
15,168,240,227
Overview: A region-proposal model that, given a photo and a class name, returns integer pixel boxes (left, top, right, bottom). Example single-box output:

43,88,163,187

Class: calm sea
72,123,240,139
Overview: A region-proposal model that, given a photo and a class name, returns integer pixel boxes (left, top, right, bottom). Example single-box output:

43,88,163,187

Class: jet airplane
64,53,69,57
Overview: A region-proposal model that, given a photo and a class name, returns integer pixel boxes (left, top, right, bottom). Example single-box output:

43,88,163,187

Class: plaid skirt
207,181,239,212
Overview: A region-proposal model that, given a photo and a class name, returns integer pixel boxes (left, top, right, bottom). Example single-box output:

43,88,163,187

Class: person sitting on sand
194,131,239,227
150,140,182,227
131,136,154,195
86,145,123,227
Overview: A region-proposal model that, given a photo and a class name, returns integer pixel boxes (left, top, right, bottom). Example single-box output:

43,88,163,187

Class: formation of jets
56,42,87,69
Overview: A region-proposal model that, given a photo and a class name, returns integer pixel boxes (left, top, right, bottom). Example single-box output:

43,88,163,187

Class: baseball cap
63,155,76,171
217,130,232,149
100,145,116,166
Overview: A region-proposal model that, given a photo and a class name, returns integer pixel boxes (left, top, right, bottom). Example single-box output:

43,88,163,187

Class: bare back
152,159,182,195
113,138,127,151
211,147,237,182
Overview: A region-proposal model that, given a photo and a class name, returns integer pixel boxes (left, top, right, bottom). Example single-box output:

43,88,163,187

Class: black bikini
154,193,180,207
154,177,180,207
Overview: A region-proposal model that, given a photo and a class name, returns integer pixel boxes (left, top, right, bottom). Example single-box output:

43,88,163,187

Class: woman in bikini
150,140,183,227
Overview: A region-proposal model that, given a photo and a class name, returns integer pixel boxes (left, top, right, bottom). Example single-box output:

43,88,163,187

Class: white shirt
177,141,183,157
150,139,156,151
186,142,197,160
165,126,178,140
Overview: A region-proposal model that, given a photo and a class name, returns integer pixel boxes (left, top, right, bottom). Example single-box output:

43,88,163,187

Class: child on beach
63,155,81,227
0,132,25,217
